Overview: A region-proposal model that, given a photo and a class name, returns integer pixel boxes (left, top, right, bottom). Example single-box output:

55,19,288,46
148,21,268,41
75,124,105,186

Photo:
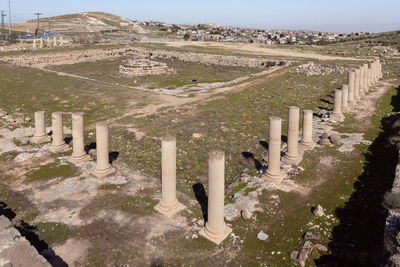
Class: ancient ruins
119,58,172,76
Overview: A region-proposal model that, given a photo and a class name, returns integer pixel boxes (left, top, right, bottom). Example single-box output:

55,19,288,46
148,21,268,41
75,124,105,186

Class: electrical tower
0,11,5,35
34,13,42,37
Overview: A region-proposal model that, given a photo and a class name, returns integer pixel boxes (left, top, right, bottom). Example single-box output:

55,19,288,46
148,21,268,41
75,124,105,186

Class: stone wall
0,215,51,266
0,46,289,69
384,153,400,266
119,58,172,76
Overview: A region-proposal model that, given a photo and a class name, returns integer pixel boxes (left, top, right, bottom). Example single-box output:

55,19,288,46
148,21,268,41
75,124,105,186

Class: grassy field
45,57,260,89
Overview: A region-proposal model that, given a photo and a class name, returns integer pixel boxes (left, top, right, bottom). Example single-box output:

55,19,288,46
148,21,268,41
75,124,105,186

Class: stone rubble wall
0,46,290,69
290,63,349,76
0,215,51,267
119,58,172,76
384,153,400,266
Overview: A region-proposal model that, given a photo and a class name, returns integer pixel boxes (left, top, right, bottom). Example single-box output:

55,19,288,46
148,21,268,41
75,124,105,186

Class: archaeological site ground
0,11,400,267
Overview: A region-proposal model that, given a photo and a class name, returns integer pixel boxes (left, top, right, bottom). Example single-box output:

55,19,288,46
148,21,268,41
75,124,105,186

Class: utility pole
34,13,42,37
1,11,5,35
8,0,11,34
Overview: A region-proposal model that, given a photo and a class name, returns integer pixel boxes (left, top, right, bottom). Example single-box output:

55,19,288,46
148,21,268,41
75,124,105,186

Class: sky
0,0,399,33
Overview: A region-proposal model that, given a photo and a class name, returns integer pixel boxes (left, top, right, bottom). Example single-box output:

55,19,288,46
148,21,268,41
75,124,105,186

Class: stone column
155,136,185,217
368,62,373,86
33,39,36,48
40,38,43,48
374,60,378,82
47,37,50,46
49,112,70,153
199,150,232,245
282,106,302,165
354,69,360,101
341,84,349,112
91,122,116,178
31,111,50,144
60,37,63,46
53,36,57,46
347,71,355,107
69,113,91,163
299,109,315,150
364,63,370,92
263,117,283,181
330,89,344,122
359,66,365,97
379,60,382,79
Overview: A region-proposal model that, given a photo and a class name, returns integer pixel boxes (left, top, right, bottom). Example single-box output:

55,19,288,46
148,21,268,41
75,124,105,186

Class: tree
183,33,191,41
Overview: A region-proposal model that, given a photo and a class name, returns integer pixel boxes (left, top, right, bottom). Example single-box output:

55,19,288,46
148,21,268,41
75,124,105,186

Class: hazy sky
1,0,399,33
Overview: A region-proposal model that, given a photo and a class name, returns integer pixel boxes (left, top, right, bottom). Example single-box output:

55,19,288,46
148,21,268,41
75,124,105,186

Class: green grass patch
25,161,78,182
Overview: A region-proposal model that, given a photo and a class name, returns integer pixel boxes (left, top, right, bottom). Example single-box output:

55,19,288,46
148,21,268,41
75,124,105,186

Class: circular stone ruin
119,58,173,76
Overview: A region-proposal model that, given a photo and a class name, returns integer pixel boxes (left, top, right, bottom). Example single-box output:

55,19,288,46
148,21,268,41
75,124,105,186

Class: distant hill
13,12,147,34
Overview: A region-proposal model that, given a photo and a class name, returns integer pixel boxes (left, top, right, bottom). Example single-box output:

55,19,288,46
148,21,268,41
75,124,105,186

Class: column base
154,201,185,217
199,224,232,245
91,165,116,178
282,154,302,165
31,135,51,144
68,153,91,164
261,170,284,184
49,142,70,153
299,141,315,150
342,106,350,113
329,113,344,122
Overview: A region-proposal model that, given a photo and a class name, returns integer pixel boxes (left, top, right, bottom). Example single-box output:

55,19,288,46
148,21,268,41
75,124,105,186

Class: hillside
13,12,147,33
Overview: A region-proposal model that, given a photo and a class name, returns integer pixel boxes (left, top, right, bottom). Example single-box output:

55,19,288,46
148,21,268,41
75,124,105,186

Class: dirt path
166,41,360,61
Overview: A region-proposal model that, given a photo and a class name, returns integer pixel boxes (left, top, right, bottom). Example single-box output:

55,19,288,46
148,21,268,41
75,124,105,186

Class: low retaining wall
384,153,400,266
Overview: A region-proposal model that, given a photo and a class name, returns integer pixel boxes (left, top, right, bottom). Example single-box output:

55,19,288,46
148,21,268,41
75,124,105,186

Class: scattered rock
297,240,314,267
290,63,349,76
303,232,321,241
312,205,325,217
314,243,328,253
329,132,342,144
239,173,252,183
241,209,252,220
318,132,331,145
192,133,203,139
257,231,269,241
290,251,299,261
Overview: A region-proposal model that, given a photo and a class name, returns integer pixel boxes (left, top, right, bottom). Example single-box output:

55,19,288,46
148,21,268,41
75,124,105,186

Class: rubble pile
291,63,349,76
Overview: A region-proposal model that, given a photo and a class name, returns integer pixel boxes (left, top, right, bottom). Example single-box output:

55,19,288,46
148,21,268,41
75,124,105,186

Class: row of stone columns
31,111,115,178
32,37,64,48
153,135,231,244
264,107,315,182
331,59,382,122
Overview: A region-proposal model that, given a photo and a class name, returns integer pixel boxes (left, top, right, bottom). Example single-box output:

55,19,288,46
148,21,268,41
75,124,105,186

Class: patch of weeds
225,183,246,204
0,151,19,162
80,194,156,218
99,183,125,190
25,160,78,182
35,222,75,245
244,187,257,195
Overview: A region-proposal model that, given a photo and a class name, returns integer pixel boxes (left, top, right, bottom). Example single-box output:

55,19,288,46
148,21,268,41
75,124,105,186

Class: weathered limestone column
330,89,344,122
347,71,355,107
341,84,350,112
69,113,91,163
40,38,43,48
49,112,70,153
60,37,63,46
363,63,369,93
368,62,373,87
31,111,50,144
47,37,50,46
379,60,383,79
282,106,302,165
354,69,360,101
91,122,116,178
155,136,185,217
53,36,57,46
373,60,378,82
263,117,283,181
199,150,232,245
33,39,36,48
299,109,315,150
359,66,365,97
